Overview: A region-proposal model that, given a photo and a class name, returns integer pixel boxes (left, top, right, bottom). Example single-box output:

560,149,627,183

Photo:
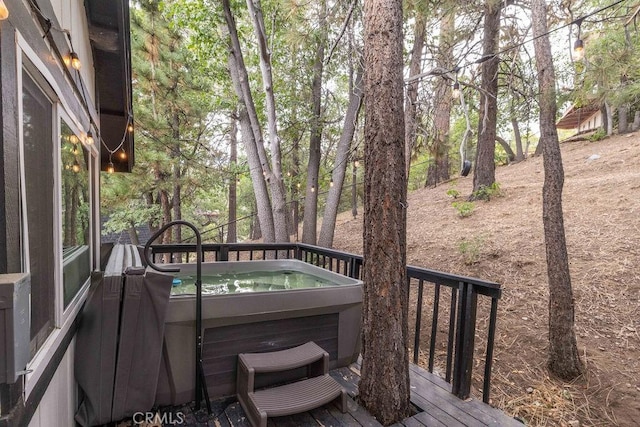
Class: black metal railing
146,242,500,404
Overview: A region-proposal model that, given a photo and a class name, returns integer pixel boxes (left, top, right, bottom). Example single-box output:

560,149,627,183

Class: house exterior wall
0,1,100,425
578,110,602,133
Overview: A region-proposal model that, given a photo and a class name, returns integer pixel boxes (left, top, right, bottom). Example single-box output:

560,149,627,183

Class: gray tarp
75,245,172,426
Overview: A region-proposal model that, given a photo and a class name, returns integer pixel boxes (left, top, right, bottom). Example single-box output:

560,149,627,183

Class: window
22,69,55,357
21,68,94,359
61,120,91,308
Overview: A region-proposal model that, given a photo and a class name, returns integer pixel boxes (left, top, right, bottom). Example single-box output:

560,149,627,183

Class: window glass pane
22,70,54,357
61,121,91,308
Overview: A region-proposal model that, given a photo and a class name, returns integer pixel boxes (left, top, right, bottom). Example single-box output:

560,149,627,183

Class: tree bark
360,0,411,424
496,135,516,163
619,104,629,134
404,14,426,178
472,1,501,194
302,0,328,245
228,115,238,243
318,64,363,248
222,0,276,242
426,8,455,187
605,102,613,135
244,0,289,242
512,117,525,161
633,110,640,131
531,0,583,381
171,110,182,261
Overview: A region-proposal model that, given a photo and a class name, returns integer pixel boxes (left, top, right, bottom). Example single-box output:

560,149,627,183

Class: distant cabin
556,103,602,134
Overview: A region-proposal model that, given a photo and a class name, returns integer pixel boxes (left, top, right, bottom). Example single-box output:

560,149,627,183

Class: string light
106,161,115,174
354,160,360,168
127,122,134,132
573,39,584,60
452,81,460,99
330,178,334,187
118,148,127,160
311,185,315,193
70,52,81,70
86,130,94,145
573,18,585,61
0,0,9,20
72,159,81,173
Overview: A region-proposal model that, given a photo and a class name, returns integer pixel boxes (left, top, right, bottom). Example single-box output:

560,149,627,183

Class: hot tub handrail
142,220,211,414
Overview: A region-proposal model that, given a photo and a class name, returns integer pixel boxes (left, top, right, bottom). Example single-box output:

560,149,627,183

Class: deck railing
146,242,500,403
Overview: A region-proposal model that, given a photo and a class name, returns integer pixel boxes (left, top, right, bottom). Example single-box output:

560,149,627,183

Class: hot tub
155,259,363,406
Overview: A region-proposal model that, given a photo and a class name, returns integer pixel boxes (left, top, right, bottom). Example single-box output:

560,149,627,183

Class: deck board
163,362,521,427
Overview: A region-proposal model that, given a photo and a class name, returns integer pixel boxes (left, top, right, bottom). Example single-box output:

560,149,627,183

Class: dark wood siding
202,314,339,398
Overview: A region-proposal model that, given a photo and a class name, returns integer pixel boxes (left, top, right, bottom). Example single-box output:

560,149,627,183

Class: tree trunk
228,115,238,243
245,0,289,242
605,102,613,135
127,225,140,245
404,14,426,178
302,0,327,245
318,64,363,248
512,117,525,161
632,110,640,131
222,0,276,242
351,163,358,219
171,111,182,263
360,0,411,424
619,104,629,134
472,1,501,194
426,8,455,187
496,136,516,163
531,0,583,381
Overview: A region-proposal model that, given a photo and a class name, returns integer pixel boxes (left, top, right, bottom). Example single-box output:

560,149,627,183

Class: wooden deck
164,363,522,427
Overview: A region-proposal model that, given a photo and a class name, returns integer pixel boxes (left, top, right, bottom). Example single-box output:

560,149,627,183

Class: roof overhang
556,102,600,130
84,0,134,172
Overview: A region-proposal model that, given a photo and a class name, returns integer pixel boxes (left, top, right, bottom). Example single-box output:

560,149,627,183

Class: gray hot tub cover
75,248,172,426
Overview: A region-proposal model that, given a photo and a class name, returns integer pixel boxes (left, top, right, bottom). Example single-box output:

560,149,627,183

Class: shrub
452,201,475,217
589,128,606,142
472,182,502,201
446,188,460,199
458,235,485,265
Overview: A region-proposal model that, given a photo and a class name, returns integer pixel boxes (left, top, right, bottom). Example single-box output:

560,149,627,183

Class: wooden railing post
219,245,229,261
452,282,478,400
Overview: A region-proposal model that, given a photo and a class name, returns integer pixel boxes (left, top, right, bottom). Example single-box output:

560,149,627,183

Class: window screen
22,69,55,357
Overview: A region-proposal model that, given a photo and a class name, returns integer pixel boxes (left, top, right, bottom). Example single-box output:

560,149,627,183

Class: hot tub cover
74,245,172,426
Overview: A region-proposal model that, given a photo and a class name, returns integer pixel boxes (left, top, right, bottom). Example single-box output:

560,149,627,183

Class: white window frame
16,32,97,400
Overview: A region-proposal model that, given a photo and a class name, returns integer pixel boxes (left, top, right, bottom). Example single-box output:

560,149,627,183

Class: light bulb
573,39,584,61
354,160,360,168
452,82,461,99
86,131,94,145
330,179,334,187
72,159,81,173
70,52,81,70
69,134,79,145
118,149,127,160
107,162,115,174
311,185,315,193
127,123,134,132
0,0,9,20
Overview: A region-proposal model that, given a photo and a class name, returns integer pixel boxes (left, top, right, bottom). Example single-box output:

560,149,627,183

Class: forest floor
329,133,640,426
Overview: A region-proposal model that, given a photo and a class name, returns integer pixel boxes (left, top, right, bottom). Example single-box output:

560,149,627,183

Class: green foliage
452,201,475,218
589,128,606,142
458,235,485,265
471,182,501,201
446,188,460,199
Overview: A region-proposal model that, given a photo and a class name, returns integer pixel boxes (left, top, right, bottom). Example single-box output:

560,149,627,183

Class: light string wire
22,0,132,168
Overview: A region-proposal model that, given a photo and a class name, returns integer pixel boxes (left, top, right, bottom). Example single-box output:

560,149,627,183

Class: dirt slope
331,134,640,426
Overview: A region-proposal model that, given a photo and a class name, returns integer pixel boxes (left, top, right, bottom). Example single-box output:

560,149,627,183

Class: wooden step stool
237,342,347,427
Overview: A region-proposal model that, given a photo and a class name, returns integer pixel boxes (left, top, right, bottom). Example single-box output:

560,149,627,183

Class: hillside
331,134,640,426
